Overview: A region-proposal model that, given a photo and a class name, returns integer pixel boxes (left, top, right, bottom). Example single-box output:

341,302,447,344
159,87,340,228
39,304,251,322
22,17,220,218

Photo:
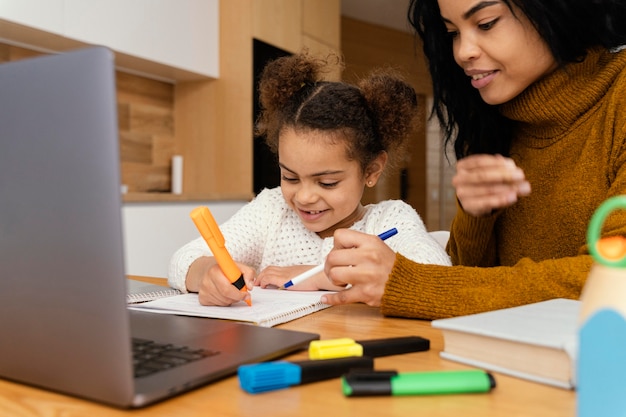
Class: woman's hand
452,154,531,217
186,257,255,306
255,265,346,291
321,229,396,306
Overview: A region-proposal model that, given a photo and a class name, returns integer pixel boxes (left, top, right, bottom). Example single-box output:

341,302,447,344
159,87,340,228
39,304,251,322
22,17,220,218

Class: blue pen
281,228,398,289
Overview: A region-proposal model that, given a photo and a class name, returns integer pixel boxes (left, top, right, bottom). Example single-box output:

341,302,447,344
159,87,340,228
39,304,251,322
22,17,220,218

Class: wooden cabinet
0,0,64,35
63,0,218,78
0,0,218,79
170,0,341,203
341,16,430,218
0,0,341,203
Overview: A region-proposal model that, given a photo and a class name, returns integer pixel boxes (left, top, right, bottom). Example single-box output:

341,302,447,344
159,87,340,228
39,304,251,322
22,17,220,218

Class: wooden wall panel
117,73,174,193
302,0,341,49
0,42,178,195
253,0,302,53
341,17,431,221
0,43,41,62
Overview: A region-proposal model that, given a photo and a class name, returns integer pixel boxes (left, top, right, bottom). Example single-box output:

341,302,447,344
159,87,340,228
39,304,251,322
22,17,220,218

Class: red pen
190,206,252,306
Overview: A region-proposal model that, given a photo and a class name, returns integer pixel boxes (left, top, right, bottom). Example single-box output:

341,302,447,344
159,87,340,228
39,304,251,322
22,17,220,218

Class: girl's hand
186,257,255,306
452,154,531,217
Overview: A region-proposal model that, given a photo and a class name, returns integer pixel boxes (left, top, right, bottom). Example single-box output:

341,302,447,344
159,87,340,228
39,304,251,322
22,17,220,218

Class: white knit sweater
168,187,451,292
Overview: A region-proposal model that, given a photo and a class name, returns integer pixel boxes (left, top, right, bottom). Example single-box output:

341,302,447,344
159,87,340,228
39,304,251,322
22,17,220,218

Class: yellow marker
309,338,363,360
309,336,430,360
190,206,252,306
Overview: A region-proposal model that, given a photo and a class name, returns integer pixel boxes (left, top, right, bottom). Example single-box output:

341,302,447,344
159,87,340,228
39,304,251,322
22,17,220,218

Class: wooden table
0,277,575,417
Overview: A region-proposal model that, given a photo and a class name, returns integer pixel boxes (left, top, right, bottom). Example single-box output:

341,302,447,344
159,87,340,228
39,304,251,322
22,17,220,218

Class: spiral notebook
129,288,333,327
126,279,182,304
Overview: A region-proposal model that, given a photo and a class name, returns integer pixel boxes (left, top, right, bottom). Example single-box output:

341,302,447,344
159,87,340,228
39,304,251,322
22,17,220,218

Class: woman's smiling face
439,0,558,104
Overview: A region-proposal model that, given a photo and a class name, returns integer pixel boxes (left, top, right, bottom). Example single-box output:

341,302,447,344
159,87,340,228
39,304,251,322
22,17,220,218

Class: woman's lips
470,70,497,89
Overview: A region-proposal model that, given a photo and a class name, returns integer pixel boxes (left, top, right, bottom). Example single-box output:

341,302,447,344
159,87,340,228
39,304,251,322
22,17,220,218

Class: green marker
342,369,495,397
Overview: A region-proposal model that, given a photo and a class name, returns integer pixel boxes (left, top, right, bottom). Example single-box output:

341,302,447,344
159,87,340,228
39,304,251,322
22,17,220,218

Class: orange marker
190,206,252,306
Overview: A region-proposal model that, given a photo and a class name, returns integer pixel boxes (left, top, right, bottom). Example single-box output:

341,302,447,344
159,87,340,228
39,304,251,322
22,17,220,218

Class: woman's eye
320,182,339,188
281,175,298,183
446,30,459,39
478,18,498,31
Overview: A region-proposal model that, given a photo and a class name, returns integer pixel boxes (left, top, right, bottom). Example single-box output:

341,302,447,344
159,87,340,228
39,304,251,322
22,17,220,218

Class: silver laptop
0,47,319,408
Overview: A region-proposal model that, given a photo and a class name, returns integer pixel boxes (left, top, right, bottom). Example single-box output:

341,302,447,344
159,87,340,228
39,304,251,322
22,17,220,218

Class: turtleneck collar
498,47,626,142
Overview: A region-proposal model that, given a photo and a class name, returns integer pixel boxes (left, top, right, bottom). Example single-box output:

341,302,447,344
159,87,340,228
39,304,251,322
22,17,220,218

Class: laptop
0,47,319,408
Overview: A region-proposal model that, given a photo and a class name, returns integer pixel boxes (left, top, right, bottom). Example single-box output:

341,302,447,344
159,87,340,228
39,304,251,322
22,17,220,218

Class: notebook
0,47,319,409
130,288,333,327
127,279,182,304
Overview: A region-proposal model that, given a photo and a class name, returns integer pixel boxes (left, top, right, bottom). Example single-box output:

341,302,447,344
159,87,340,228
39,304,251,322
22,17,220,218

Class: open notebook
129,288,333,327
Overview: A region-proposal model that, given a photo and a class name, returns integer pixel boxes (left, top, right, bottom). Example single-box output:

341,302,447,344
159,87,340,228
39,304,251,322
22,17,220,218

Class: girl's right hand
186,257,255,306
452,154,531,217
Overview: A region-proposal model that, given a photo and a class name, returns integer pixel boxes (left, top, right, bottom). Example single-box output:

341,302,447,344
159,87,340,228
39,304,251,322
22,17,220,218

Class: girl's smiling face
278,128,383,238
439,0,558,104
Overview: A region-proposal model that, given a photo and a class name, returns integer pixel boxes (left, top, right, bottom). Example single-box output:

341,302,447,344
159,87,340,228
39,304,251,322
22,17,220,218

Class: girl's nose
295,184,318,204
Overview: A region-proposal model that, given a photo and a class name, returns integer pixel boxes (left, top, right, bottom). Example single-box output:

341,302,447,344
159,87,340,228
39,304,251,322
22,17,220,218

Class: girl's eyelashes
280,175,339,188
281,175,298,183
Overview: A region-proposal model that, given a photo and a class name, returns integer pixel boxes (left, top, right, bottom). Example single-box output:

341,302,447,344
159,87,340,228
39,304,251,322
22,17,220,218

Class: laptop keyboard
133,338,220,378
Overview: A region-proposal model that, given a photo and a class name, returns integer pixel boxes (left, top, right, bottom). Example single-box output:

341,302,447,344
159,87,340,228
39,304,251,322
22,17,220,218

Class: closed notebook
431,298,580,389
129,287,333,327
126,279,181,304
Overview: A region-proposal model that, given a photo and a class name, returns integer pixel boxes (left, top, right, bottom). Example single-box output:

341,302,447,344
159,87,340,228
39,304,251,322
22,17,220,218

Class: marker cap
342,370,397,396
238,362,301,393
309,338,363,360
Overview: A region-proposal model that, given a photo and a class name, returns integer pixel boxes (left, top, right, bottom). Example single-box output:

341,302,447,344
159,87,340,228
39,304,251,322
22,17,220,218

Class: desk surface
0,277,575,417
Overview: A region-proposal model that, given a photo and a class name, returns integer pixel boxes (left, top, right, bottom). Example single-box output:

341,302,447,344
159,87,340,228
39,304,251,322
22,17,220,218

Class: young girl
168,52,451,306
321,0,626,319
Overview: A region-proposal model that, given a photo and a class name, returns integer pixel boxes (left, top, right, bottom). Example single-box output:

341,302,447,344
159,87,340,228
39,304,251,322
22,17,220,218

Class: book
431,298,580,389
126,279,182,304
128,287,333,327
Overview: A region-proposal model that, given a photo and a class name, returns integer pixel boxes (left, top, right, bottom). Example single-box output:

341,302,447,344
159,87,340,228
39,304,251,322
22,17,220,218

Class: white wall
122,201,246,279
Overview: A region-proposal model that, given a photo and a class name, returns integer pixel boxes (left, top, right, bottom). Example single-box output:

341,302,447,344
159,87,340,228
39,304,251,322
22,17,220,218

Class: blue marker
238,356,374,394
281,228,398,289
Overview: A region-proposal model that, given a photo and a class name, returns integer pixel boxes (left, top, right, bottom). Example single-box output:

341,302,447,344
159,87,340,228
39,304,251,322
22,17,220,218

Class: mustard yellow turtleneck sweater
382,47,626,320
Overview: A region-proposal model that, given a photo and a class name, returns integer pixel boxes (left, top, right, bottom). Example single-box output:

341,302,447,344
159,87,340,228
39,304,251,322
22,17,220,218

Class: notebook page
129,287,333,327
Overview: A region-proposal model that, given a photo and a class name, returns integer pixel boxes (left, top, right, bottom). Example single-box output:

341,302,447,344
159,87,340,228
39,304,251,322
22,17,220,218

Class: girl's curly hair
255,51,419,173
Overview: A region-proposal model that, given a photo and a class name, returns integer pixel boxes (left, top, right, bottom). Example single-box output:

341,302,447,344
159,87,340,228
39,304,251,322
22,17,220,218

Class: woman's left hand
453,154,531,217
321,229,396,306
